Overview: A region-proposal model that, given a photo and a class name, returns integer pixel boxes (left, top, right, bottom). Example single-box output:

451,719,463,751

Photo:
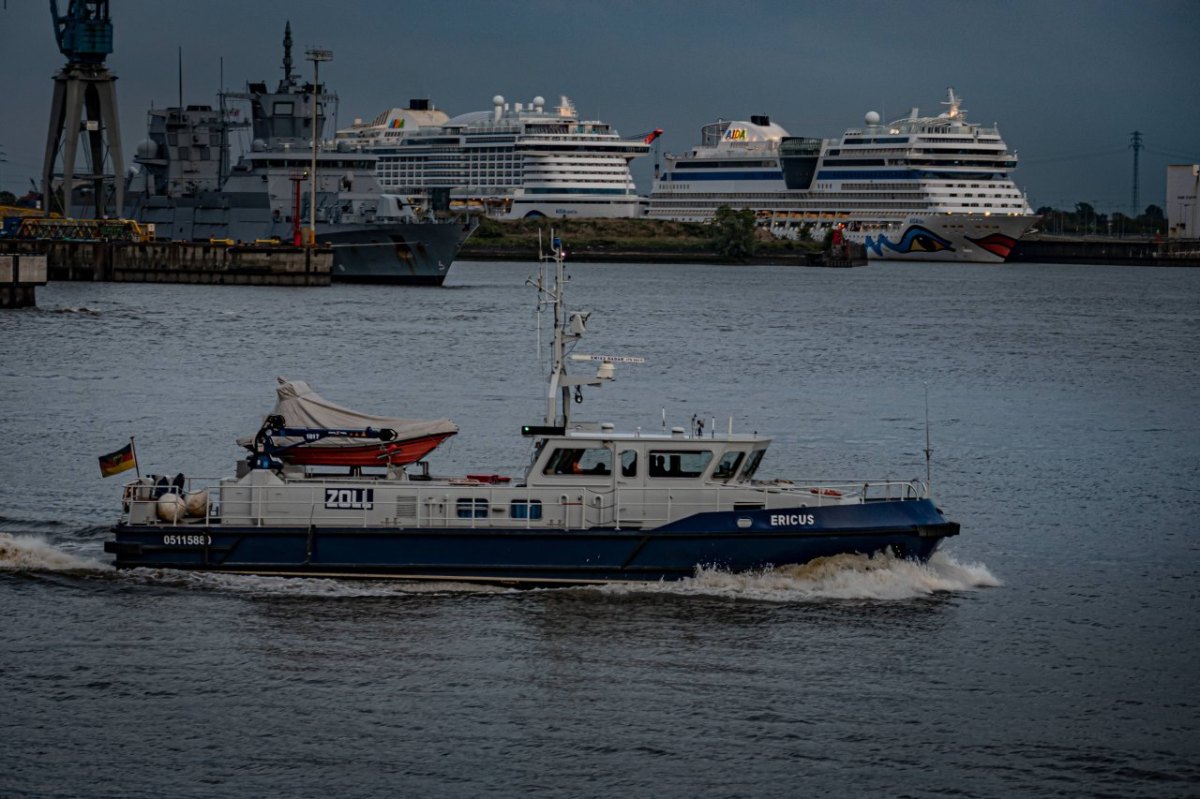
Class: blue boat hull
105,500,959,586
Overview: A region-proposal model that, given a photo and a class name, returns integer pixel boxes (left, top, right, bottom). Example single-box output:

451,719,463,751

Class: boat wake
47,306,101,316
0,532,107,573
596,551,1001,602
1,533,997,602
124,571,513,597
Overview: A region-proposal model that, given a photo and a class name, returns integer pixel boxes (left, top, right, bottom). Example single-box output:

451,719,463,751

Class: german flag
98,442,137,478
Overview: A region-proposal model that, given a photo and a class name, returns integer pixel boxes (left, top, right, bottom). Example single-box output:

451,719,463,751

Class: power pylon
1129,131,1143,216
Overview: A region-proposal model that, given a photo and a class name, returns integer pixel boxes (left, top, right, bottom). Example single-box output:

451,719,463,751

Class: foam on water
0,532,107,572
127,570,513,597
595,551,1001,602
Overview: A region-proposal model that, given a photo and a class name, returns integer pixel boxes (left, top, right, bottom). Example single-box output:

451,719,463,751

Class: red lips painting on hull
966,232,1018,260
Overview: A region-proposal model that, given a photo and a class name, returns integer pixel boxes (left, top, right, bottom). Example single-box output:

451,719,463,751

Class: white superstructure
337,95,653,219
648,90,1038,262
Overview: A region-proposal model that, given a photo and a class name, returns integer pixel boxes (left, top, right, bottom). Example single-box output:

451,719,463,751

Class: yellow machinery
8,217,155,242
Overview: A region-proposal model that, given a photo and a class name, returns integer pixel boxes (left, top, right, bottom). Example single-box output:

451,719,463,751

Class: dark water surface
2,260,1197,797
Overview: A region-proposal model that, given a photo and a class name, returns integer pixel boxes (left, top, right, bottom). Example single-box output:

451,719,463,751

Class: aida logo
724,127,747,142
389,118,405,129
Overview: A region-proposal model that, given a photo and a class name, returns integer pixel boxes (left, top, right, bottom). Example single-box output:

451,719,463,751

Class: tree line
1035,203,1166,238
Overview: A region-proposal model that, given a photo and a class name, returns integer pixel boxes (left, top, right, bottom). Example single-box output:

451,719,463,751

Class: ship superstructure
338,95,652,219
648,90,1037,262
123,23,469,284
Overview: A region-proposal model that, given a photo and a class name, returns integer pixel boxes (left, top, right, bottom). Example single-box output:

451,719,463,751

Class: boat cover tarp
238,377,457,450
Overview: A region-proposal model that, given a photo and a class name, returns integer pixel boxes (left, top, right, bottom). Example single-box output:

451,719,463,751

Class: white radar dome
135,139,158,159
865,111,881,126
493,95,504,106
533,95,545,107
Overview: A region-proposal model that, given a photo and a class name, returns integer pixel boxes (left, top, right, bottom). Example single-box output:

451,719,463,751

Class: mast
533,230,641,430
541,233,568,427
282,21,294,85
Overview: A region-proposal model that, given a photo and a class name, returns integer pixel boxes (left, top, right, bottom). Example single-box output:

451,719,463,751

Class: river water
1,259,1197,798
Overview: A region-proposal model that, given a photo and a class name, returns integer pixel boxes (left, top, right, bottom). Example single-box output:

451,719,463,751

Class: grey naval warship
124,24,471,284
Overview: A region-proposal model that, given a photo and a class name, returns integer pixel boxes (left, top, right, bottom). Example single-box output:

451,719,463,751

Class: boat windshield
739,449,766,481
712,450,745,481
648,450,713,479
543,446,612,476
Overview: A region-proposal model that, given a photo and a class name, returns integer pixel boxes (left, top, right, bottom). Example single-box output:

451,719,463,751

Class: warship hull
122,195,467,285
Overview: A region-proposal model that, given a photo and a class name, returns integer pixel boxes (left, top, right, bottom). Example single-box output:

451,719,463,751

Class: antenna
923,382,933,489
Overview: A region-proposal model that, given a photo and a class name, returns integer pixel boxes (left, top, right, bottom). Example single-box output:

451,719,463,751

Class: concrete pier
0,254,49,308
0,240,332,285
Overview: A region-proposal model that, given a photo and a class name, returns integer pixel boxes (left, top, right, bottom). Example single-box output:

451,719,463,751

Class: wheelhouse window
648,450,713,478
712,451,746,481
456,498,488,518
620,449,638,477
510,500,543,520
739,449,766,481
543,447,612,476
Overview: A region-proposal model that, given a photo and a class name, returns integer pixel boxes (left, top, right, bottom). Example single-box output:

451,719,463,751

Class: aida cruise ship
337,95,654,219
647,90,1037,262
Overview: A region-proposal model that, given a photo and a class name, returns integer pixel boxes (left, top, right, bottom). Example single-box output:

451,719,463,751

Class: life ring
810,487,843,498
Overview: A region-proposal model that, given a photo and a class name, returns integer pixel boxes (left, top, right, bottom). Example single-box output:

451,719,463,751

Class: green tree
710,205,756,260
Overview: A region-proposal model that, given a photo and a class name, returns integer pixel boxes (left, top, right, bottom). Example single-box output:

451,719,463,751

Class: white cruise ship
647,90,1038,262
337,95,654,219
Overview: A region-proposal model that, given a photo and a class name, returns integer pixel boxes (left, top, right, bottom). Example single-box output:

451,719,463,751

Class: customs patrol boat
122,23,470,284
105,235,960,586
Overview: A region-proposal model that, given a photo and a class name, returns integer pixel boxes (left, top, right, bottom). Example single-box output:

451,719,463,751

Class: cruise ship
337,95,655,219
647,90,1037,262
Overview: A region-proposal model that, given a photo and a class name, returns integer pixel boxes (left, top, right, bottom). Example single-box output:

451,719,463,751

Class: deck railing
120,474,929,530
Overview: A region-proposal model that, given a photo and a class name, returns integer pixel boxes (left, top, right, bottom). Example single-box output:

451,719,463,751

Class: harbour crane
42,0,125,218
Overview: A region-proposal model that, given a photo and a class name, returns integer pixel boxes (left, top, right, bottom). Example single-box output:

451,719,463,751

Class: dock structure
0,239,332,286
1010,236,1200,267
0,254,49,308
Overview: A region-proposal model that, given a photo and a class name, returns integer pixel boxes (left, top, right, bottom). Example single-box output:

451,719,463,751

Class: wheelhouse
524,429,771,489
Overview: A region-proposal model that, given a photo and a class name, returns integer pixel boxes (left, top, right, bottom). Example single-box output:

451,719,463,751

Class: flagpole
130,436,141,479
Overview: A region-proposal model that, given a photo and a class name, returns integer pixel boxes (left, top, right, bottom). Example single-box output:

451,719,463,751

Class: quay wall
0,240,332,285
0,253,48,308
1010,237,1200,266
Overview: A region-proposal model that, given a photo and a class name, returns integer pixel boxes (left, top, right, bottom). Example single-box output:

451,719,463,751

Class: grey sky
2,0,1197,212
